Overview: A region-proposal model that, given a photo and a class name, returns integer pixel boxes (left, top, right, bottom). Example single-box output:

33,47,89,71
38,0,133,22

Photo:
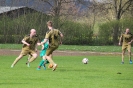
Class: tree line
0,0,133,45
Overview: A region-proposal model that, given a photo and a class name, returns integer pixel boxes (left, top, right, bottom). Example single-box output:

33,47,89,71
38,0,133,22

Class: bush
60,21,93,45
98,18,133,45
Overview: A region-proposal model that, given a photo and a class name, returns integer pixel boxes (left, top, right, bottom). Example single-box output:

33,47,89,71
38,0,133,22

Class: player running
38,21,63,71
11,29,40,67
36,40,49,70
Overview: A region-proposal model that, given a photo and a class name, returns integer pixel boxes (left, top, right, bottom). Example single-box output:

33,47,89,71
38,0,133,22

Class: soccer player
36,40,49,70
11,29,40,67
39,21,63,71
119,28,133,64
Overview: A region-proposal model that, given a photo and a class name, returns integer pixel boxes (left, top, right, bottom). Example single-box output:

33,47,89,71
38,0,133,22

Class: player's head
125,28,130,33
47,21,53,27
30,29,36,36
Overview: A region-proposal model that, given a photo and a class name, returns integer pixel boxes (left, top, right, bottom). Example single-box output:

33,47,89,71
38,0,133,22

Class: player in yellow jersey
11,29,40,67
119,28,133,64
38,21,63,71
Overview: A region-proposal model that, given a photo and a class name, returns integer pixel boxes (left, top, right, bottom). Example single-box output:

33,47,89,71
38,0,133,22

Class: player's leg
28,55,31,61
121,45,127,64
27,51,37,67
45,47,58,71
27,53,37,62
26,50,38,65
37,56,45,70
37,59,44,70
37,56,49,70
43,56,50,69
45,54,57,71
11,54,23,67
26,55,32,67
121,50,125,64
127,45,132,64
37,49,49,70
121,49,126,64
45,52,55,65
11,48,28,68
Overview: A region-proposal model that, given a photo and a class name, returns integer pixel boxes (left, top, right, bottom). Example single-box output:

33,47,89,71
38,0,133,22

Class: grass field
0,55,133,88
0,44,126,52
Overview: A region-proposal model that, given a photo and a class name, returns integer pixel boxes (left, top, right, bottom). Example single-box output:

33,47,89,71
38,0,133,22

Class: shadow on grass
58,68,105,72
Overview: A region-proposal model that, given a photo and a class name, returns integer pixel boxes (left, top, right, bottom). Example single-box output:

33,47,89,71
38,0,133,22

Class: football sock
38,66,41,68
39,60,44,67
45,60,49,64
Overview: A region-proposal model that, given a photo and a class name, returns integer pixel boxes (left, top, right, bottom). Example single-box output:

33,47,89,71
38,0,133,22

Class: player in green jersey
36,40,49,70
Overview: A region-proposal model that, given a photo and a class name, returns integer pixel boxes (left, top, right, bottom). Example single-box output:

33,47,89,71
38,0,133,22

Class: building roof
0,0,52,14
0,0,91,14
0,6,25,14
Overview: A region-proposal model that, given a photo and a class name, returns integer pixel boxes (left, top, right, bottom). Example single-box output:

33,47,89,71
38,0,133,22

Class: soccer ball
82,58,88,64
48,64,53,68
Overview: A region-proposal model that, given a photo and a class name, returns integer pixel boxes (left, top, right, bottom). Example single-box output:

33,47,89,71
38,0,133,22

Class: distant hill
0,0,92,13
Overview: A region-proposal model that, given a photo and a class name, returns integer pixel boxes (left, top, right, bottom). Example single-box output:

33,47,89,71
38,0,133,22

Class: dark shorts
20,48,36,56
46,46,58,56
122,44,131,51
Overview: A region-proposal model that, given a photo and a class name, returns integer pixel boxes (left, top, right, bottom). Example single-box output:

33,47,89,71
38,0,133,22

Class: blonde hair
47,21,53,27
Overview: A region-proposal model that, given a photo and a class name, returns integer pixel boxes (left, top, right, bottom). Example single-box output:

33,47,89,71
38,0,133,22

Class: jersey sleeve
119,34,123,43
45,31,51,39
58,30,62,35
36,35,40,42
131,34,133,39
23,35,29,41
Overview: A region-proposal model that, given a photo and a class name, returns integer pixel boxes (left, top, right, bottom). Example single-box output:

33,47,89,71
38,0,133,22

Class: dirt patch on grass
0,49,121,56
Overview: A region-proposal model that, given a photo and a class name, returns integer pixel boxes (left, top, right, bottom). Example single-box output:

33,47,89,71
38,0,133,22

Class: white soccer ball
82,58,88,64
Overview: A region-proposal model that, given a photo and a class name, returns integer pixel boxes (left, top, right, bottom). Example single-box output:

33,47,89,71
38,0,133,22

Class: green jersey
23,35,39,50
121,33,133,45
45,29,61,47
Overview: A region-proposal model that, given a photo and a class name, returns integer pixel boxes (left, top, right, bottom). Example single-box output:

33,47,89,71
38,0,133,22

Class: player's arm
21,38,30,46
35,44,38,52
41,44,44,50
128,39,133,45
38,39,48,46
118,35,123,45
35,40,40,52
37,39,41,46
59,31,63,45
39,32,50,46
128,36,133,45
41,39,48,45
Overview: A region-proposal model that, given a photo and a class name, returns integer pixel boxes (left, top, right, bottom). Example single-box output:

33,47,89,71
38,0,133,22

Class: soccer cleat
52,64,57,71
26,62,30,67
121,62,124,64
129,60,132,64
37,68,41,70
11,65,14,68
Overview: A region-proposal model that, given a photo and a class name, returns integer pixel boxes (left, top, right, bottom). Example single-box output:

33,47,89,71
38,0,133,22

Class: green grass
0,44,127,52
0,55,133,88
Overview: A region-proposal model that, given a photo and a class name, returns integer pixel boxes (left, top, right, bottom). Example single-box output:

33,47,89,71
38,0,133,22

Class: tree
107,0,133,45
81,0,133,45
41,0,81,28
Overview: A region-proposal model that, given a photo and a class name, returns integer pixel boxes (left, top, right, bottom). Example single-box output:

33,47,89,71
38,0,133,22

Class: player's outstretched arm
118,35,122,46
38,39,48,46
59,31,63,45
22,39,30,46
128,39,133,45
